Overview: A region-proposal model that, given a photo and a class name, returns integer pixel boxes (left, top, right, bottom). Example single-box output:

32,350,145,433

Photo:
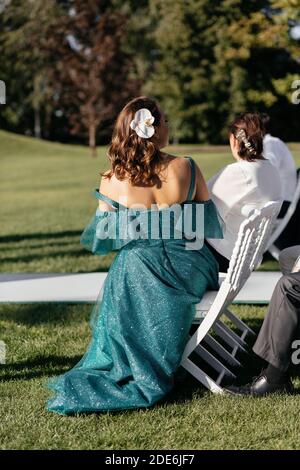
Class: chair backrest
265,172,300,250
224,200,282,301
184,200,282,359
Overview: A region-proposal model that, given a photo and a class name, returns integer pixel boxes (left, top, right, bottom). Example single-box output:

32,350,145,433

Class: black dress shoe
224,374,294,397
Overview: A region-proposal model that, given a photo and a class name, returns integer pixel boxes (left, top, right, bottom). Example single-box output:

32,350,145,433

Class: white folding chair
182,200,282,394
266,173,300,261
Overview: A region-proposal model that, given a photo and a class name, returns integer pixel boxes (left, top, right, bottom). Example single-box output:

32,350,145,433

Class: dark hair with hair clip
228,112,265,162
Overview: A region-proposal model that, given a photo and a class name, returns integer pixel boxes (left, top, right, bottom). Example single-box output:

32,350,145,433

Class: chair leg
224,308,256,340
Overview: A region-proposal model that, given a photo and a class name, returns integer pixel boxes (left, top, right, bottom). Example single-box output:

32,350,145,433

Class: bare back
98,154,209,211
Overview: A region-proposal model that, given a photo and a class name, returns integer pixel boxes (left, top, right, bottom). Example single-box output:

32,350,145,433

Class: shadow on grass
0,249,92,264
0,228,114,270
0,230,82,244
0,354,82,381
0,303,91,325
160,369,208,405
2,240,81,251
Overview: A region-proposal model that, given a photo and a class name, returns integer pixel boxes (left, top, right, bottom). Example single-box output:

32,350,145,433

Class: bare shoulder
172,155,205,181
165,155,209,200
161,153,190,175
165,154,189,165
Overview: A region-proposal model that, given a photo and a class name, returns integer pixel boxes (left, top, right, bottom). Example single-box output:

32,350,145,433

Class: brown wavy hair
228,112,265,161
100,96,165,186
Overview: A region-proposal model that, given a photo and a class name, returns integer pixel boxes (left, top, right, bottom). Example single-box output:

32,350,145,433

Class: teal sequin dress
45,157,224,415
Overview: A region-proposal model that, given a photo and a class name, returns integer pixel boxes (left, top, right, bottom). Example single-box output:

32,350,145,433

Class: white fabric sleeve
207,164,250,221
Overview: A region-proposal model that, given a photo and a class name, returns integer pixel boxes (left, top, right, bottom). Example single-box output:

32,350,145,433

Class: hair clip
130,108,155,139
235,129,255,153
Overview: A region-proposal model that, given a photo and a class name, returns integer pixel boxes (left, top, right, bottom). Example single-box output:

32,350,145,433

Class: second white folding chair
182,200,282,393
266,173,300,260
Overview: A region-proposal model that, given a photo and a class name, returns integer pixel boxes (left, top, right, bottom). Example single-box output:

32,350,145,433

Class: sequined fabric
45,157,224,415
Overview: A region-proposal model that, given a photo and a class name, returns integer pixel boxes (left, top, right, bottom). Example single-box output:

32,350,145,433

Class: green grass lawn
1,130,300,450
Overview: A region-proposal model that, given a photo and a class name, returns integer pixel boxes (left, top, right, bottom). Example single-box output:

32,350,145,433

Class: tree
223,0,300,140
41,0,139,156
0,0,59,138
144,0,300,143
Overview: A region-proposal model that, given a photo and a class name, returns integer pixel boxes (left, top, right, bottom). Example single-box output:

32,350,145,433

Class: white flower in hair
130,108,155,139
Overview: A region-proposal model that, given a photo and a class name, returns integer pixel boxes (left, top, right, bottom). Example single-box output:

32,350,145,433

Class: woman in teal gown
45,97,223,415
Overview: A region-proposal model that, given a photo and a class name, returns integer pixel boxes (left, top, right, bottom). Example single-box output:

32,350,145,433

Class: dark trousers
253,272,300,372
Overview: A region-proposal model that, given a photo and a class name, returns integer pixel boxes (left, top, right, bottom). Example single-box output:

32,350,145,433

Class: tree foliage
0,0,299,146
144,0,300,143
0,0,59,137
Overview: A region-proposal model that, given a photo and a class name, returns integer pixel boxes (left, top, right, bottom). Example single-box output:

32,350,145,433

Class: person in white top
205,112,283,271
261,113,297,203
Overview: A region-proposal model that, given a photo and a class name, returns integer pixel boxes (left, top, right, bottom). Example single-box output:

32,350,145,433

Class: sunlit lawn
1,130,300,449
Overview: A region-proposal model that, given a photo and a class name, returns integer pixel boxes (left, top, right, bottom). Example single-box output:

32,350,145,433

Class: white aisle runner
0,271,282,304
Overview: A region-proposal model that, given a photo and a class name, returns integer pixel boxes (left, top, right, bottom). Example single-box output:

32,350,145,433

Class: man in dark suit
226,251,300,396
